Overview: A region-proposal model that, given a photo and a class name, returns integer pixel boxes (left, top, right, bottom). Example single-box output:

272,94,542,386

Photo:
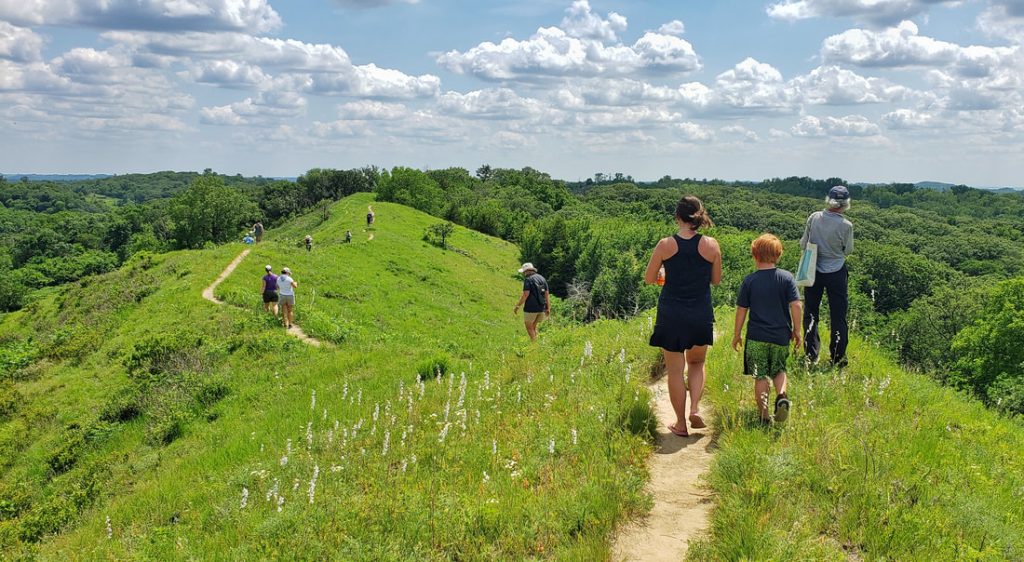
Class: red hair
751,233,783,263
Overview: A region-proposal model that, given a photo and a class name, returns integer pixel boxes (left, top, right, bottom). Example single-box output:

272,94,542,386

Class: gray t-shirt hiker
800,210,853,273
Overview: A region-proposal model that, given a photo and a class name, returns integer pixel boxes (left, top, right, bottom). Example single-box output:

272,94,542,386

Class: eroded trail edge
202,249,323,348
611,379,716,562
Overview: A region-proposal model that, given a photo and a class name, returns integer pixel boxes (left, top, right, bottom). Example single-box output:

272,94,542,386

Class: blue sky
1,0,1023,185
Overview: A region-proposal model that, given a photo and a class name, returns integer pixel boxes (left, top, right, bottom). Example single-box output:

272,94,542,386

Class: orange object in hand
656,266,666,286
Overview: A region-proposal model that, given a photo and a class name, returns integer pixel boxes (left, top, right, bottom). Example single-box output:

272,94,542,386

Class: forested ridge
2,166,1022,414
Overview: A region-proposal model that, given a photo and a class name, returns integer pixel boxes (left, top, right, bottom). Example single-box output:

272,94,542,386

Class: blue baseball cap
828,185,850,200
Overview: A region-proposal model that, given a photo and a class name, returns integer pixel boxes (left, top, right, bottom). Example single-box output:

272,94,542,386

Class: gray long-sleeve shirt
800,210,854,273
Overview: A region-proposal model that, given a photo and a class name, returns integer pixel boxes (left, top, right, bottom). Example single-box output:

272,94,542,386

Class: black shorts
263,291,278,303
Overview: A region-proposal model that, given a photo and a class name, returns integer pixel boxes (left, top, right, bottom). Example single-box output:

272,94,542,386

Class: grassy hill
690,321,1024,560
2,192,1023,560
0,193,659,560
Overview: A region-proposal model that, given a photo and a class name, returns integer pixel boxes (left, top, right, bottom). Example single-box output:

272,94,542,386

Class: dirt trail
611,379,716,562
202,249,323,348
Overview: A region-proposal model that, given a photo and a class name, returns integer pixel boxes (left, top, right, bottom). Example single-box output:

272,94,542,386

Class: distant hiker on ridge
278,267,298,329
253,221,264,243
800,185,854,368
732,234,801,424
261,264,279,317
304,234,313,252
367,205,375,227
514,262,550,342
345,230,352,243
644,195,722,437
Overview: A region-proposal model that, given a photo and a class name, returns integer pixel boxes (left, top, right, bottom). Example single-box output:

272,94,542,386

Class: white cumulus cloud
792,114,881,136
821,21,1018,75
767,0,960,27
0,0,282,33
435,1,699,80
0,22,45,62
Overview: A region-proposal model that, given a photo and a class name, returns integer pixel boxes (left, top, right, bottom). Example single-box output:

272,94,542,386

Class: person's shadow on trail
655,431,708,455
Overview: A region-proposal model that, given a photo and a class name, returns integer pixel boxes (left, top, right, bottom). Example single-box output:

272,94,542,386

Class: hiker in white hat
277,267,298,329
514,262,550,342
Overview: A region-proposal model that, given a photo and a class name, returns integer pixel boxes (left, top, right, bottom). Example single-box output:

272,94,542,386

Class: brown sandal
688,413,707,429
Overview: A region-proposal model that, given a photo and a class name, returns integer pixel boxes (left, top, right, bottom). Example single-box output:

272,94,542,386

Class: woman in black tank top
644,196,722,437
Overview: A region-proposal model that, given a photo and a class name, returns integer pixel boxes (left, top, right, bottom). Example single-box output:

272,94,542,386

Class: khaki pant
524,311,546,324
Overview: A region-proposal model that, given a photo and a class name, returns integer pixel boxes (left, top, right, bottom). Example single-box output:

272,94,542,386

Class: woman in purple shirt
261,265,279,317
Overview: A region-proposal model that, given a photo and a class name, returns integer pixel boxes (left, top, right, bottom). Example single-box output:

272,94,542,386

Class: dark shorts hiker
743,339,789,379
263,291,279,303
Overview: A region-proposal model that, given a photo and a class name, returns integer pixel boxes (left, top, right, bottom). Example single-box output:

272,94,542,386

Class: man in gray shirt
800,185,854,367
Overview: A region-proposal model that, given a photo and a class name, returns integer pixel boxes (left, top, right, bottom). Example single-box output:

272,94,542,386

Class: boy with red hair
732,234,803,423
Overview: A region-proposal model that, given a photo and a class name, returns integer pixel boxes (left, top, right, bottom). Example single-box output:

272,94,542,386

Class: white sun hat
518,262,536,273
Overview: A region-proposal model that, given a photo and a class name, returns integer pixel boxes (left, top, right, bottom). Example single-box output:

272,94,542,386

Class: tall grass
1,194,661,560
689,317,1024,560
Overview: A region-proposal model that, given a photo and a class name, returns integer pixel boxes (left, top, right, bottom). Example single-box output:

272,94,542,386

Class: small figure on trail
644,195,722,437
514,263,549,342
345,230,352,243
367,205,375,227
731,234,801,424
800,185,854,368
261,264,279,317
253,221,264,243
243,234,254,245
304,234,313,252
277,267,298,329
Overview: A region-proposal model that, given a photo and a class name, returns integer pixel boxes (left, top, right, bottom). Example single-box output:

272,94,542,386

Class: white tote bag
795,242,817,288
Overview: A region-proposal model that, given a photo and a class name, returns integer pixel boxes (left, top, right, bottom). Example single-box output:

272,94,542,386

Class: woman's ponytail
675,195,714,230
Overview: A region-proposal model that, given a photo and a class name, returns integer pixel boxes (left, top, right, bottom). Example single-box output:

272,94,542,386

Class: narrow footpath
611,378,716,561
202,248,324,347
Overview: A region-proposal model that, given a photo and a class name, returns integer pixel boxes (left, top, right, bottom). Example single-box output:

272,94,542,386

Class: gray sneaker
774,394,791,423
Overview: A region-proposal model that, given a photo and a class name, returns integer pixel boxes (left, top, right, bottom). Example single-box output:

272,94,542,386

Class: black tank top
659,234,713,314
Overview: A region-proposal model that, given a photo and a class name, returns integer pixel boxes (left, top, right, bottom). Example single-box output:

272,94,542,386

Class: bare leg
662,350,688,430
685,346,708,417
772,371,788,396
524,321,537,341
754,379,771,420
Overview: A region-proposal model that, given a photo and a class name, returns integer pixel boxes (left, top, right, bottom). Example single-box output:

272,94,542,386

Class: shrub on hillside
951,277,1024,414
416,354,452,381
0,381,19,420
124,331,205,379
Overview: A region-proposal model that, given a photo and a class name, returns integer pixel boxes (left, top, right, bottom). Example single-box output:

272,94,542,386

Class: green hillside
2,192,1023,561
0,193,658,560
690,323,1024,560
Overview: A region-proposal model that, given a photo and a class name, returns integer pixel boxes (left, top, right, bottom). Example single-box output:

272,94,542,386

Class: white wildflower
482,471,490,485
266,479,279,502
308,465,319,504
106,516,112,539
310,389,316,411
438,422,452,443
240,487,249,509
306,422,314,450
492,439,497,456
619,348,625,363
548,438,555,455
276,495,285,512
571,428,578,446
382,430,390,456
